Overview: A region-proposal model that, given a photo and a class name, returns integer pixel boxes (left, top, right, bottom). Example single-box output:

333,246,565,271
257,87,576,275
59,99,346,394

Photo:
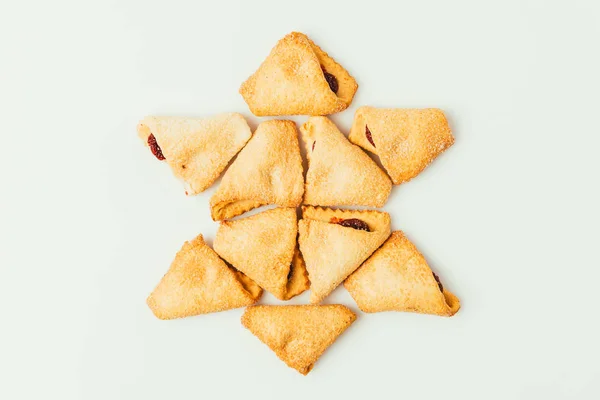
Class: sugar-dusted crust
234,269,264,300
214,208,297,300
241,305,356,375
210,120,304,220
239,32,358,116
137,113,252,195
146,234,262,320
301,206,391,233
299,206,391,303
349,107,454,185
301,116,392,207
345,231,460,316
282,246,310,300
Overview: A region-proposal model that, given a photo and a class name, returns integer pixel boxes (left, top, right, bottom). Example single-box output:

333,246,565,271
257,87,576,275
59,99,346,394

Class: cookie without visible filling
299,206,391,304
242,305,356,375
345,231,460,316
210,119,304,221
301,116,392,208
147,234,262,320
213,208,303,300
137,113,252,195
349,107,454,185
240,32,358,116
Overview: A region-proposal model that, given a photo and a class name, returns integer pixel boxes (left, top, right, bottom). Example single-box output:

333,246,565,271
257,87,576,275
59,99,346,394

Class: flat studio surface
1,1,599,399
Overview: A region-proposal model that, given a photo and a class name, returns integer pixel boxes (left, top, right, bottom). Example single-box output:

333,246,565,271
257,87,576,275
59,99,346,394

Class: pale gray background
1,0,599,399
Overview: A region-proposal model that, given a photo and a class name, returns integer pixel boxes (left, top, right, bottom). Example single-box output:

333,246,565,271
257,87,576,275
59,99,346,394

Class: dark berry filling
147,134,165,160
322,67,338,94
432,272,444,292
365,125,376,147
330,217,370,232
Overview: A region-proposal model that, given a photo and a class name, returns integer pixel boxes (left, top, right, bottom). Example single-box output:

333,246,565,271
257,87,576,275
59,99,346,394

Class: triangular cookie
298,206,391,303
301,117,392,208
137,113,252,195
239,32,358,116
214,208,298,300
146,234,262,320
242,305,356,375
210,120,304,220
345,231,460,316
348,107,454,185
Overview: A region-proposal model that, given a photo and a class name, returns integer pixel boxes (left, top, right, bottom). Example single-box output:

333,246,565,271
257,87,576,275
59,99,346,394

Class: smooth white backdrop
1,0,599,399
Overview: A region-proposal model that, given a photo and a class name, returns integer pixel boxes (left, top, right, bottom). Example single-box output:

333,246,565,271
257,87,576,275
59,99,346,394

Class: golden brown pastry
213,208,306,300
210,120,304,221
299,206,391,304
241,305,356,375
137,114,252,195
283,247,311,300
301,116,392,208
348,107,454,185
345,231,460,316
239,32,358,116
147,234,262,320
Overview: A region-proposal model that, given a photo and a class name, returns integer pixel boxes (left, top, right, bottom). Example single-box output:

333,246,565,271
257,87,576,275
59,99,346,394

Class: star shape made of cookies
139,32,461,375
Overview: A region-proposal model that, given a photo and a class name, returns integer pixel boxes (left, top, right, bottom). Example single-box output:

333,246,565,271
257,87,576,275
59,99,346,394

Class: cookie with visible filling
299,206,391,304
242,305,356,375
301,116,392,208
210,120,304,221
137,113,252,195
345,231,460,316
349,107,454,184
240,32,358,116
147,234,262,320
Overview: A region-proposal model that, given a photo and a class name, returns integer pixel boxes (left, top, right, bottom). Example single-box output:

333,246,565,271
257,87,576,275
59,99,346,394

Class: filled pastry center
330,217,370,232
365,125,376,147
321,67,339,94
147,134,165,160
432,272,444,292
